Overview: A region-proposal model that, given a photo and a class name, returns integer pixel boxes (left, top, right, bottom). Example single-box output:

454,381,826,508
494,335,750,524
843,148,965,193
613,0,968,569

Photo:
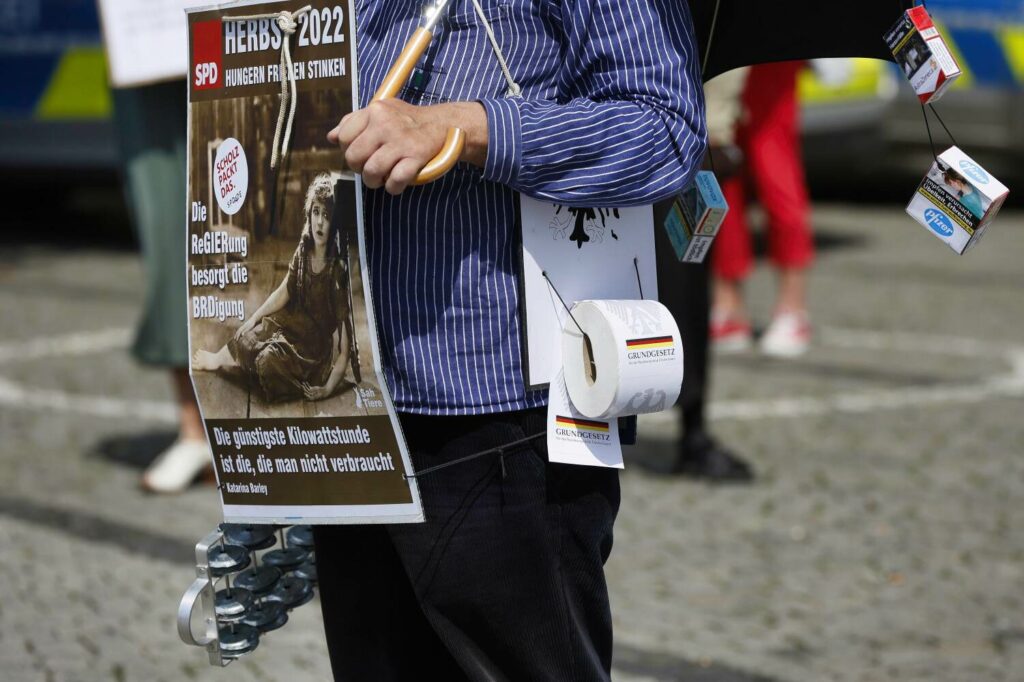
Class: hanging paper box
906,146,1009,255
885,6,961,103
662,170,728,263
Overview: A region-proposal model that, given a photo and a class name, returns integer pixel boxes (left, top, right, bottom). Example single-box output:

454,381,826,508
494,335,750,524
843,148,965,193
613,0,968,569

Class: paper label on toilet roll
547,371,624,469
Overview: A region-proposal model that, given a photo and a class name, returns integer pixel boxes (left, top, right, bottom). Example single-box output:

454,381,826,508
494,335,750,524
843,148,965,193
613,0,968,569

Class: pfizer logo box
905,146,1009,255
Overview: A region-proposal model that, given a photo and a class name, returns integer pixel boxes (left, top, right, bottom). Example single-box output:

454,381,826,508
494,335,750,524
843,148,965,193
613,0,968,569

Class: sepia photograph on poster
186,0,422,523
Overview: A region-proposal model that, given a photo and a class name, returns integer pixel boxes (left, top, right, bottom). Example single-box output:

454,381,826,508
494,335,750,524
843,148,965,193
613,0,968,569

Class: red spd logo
192,20,223,89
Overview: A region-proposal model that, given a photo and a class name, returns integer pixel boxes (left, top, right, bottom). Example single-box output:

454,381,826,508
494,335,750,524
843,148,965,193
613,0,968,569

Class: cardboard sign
662,170,728,263
546,370,623,469
97,0,200,87
906,146,1009,254
885,6,961,103
186,0,423,524
520,198,658,389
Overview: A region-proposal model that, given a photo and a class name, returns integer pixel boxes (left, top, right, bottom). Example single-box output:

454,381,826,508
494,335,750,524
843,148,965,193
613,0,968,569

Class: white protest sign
520,196,657,388
97,0,201,87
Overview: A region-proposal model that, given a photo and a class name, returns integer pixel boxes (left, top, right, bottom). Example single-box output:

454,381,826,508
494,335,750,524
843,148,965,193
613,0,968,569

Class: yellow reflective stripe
35,47,112,120
932,20,973,89
998,26,1024,84
798,59,886,104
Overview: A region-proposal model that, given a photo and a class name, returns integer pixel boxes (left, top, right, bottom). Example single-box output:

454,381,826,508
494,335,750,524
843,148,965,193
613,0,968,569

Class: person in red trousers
712,61,815,357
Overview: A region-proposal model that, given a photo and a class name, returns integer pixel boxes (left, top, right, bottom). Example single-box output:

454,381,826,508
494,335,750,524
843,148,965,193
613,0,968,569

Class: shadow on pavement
0,494,195,565
614,642,778,682
89,430,178,470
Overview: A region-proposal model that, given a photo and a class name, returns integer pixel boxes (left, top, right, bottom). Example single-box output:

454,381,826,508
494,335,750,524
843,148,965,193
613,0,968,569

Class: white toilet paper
561,300,684,419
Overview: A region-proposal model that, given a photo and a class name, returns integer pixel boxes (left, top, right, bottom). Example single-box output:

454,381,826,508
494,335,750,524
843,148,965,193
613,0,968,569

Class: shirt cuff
479,97,523,186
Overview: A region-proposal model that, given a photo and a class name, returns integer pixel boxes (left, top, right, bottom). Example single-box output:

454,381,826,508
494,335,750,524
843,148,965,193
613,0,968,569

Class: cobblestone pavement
1,204,1022,682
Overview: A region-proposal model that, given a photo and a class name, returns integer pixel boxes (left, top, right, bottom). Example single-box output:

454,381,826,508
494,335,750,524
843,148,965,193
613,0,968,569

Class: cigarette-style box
663,170,728,263
906,146,1009,254
885,6,961,103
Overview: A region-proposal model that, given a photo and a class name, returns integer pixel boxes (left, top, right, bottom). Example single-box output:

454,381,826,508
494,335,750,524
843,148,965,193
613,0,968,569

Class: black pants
654,200,711,435
313,409,621,681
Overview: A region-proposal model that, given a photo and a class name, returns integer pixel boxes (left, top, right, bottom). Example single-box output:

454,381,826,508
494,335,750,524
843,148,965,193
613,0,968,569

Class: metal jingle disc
233,565,282,596
285,525,315,548
221,524,278,550
214,587,254,623
293,560,317,584
242,600,289,633
266,575,313,609
207,544,251,577
218,624,260,659
262,547,309,572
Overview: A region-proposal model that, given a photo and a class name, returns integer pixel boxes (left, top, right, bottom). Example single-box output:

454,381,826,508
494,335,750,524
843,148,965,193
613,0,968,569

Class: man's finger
385,157,426,196
362,144,406,190
330,110,369,147
343,125,386,174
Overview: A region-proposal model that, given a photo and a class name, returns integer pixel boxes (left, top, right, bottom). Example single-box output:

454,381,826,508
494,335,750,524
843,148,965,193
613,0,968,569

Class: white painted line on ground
0,328,133,365
0,327,175,423
818,326,1011,360
0,375,176,424
1,326,1022,425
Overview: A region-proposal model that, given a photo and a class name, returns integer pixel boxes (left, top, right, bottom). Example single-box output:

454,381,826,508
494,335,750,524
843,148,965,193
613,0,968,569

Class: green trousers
112,80,189,367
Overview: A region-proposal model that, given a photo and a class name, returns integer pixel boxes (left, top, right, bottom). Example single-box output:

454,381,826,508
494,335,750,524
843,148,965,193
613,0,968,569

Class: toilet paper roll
561,300,684,419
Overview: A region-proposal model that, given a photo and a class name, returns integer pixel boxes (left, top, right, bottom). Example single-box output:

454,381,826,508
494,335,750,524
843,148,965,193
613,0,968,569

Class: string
698,0,721,177
928,104,959,148
706,144,718,176
632,256,644,300
469,0,521,97
700,0,722,78
542,270,586,336
921,103,938,162
224,6,312,169
404,431,544,479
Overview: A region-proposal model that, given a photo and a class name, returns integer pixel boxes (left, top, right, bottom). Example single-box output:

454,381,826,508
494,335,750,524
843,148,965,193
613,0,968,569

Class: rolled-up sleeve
479,0,707,207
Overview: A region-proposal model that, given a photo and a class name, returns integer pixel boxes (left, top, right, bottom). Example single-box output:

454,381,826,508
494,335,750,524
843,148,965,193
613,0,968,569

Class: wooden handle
373,26,463,185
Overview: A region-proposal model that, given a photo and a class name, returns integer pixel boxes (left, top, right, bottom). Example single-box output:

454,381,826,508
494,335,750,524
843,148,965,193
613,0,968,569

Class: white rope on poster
223,6,312,168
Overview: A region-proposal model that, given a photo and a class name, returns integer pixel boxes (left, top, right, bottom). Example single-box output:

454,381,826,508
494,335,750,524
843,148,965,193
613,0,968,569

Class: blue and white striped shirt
358,0,707,415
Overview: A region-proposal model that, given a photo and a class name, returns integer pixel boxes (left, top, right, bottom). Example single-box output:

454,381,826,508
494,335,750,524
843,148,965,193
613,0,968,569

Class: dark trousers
654,200,711,435
313,409,621,681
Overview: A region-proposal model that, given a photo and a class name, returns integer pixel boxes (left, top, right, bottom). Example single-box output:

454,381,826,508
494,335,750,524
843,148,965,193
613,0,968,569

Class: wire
701,0,722,78
404,431,544,479
633,257,644,300
921,103,938,162
928,103,959,149
542,270,586,336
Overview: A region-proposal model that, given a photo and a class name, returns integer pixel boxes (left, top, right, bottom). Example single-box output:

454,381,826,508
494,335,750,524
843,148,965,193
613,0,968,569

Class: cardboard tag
546,370,624,469
662,170,728,263
885,6,962,103
906,146,1009,254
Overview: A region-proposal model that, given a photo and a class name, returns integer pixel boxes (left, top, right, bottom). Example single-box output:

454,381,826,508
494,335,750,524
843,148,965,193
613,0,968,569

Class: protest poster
186,0,423,524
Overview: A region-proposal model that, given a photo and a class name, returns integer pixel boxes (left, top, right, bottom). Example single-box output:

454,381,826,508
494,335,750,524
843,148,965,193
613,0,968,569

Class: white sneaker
141,439,212,494
760,311,811,358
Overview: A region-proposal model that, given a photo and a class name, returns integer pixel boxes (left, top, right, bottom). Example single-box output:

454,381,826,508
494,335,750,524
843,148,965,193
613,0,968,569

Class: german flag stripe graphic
625,335,675,349
555,416,610,432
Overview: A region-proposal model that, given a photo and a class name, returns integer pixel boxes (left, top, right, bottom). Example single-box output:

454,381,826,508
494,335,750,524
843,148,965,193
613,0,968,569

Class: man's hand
328,99,487,195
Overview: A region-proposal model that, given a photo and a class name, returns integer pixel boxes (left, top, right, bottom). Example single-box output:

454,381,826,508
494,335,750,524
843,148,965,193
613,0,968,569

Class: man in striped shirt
313,1,707,679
